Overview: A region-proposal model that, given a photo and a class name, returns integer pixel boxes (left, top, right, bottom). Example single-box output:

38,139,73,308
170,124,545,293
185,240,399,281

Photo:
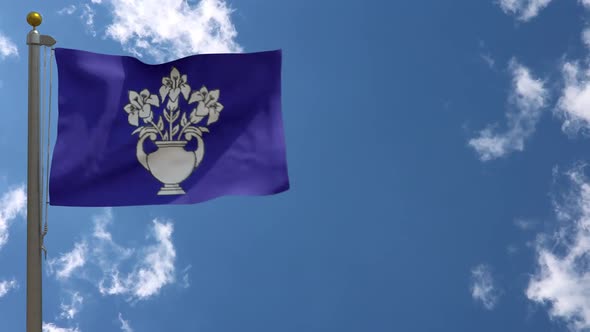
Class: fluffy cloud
470,264,500,310
57,5,76,15
514,218,537,230
48,242,88,280
498,0,553,21
91,209,134,269
50,209,178,301
80,5,97,37
526,167,590,331
99,219,176,300
88,0,241,61
118,313,133,332
469,60,547,161
545,4,590,136
57,4,97,36
134,221,175,298
0,279,17,298
59,292,83,320
0,186,26,251
481,54,496,69
555,61,590,134
582,28,590,50
42,323,80,332
0,32,18,60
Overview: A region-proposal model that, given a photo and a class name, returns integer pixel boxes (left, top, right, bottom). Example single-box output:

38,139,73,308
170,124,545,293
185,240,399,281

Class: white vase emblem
124,67,223,195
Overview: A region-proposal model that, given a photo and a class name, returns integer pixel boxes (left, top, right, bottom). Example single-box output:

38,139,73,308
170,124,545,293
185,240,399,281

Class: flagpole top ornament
26,12,42,28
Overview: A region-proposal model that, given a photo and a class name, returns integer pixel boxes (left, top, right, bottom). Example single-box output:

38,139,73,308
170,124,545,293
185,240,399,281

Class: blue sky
3,0,590,331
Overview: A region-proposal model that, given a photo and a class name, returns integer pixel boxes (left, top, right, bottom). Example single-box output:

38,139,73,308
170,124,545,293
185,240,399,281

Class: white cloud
0,279,17,297
42,323,80,332
551,4,590,135
57,4,96,36
514,218,537,230
93,208,113,242
59,292,83,320
498,0,553,21
91,209,134,268
132,220,176,298
90,209,134,292
526,166,590,331
582,28,590,50
80,4,97,37
118,313,133,332
50,209,178,301
556,61,590,135
0,186,26,251
481,54,496,69
57,5,77,15
99,220,176,300
470,264,500,310
48,242,88,280
93,0,241,61
0,32,18,60
180,264,191,288
469,60,547,161
98,270,127,296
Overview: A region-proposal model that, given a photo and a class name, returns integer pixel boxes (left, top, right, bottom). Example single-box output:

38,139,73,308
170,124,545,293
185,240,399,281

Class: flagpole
26,12,55,332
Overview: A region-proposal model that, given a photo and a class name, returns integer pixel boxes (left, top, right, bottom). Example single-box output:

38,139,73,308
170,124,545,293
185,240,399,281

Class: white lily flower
159,67,191,102
124,89,159,126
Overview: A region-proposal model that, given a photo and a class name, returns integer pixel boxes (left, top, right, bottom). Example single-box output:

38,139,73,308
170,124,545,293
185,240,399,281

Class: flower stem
148,120,165,140
169,110,174,141
177,123,190,140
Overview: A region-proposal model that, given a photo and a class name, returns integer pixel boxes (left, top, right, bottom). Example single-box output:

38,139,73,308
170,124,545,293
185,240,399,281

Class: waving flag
49,48,289,206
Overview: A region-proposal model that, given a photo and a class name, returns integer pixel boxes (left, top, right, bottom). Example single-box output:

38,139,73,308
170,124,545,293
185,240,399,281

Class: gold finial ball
26,12,42,27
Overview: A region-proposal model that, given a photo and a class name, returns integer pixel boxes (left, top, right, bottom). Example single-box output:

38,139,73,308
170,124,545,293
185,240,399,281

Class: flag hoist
26,11,55,332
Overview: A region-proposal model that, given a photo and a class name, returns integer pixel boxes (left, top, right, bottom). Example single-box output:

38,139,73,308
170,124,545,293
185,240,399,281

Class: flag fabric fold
49,48,288,206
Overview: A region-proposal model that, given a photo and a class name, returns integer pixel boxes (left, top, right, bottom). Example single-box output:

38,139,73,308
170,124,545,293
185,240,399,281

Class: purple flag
49,48,289,206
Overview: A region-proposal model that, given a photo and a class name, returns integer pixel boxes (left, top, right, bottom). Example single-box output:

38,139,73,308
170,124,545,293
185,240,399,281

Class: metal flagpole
26,12,55,332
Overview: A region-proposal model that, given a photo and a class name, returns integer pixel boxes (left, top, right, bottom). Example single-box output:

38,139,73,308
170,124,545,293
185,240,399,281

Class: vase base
157,184,185,195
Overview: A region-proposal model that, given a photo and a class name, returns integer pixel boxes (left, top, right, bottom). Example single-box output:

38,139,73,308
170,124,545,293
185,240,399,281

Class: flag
49,48,289,206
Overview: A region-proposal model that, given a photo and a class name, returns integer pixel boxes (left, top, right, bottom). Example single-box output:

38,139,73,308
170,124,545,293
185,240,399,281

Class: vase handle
193,135,205,168
136,132,156,170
